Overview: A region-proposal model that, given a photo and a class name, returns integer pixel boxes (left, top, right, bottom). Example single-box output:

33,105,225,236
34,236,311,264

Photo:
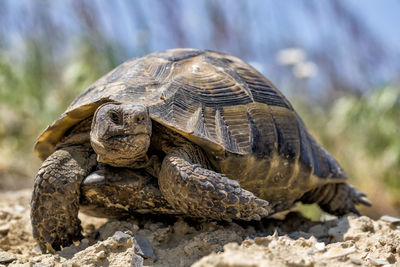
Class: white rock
380,215,400,225
323,246,356,259
367,255,389,266
314,242,325,252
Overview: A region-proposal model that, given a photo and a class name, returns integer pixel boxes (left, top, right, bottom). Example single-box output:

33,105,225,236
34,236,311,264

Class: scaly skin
300,183,371,216
80,166,179,218
31,145,96,253
158,143,272,221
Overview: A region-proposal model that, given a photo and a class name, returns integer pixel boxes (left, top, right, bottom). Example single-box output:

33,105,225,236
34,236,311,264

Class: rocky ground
0,189,399,267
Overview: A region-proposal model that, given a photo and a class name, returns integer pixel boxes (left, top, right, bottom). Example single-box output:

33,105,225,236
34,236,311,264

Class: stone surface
0,251,16,264
134,235,157,260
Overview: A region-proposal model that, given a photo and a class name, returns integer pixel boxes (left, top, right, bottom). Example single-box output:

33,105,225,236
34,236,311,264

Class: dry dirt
0,189,399,267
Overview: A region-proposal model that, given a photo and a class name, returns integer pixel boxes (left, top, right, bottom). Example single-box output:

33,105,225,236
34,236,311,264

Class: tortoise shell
35,48,346,207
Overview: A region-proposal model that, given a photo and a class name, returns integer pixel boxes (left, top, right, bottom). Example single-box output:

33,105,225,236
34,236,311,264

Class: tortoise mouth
107,134,130,141
92,132,151,167
106,133,149,142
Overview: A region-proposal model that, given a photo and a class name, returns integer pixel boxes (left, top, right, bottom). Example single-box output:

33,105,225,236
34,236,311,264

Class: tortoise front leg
158,144,272,221
31,146,96,253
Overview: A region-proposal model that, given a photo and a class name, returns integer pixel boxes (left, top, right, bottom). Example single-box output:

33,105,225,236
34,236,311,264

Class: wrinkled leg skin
301,183,371,216
80,168,178,217
31,146,96,253
159,145,272,221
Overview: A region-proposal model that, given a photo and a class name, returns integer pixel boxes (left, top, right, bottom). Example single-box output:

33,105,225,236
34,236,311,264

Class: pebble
131,254,144,267
33,246,42,254
33,263,53,267
113,231,131,243
134,235,157,260
323,246,356,259
0,251,16,264
380,215,400,225
367,255,389,266
350,258,362,265
314,242,326,252
96,250,106,259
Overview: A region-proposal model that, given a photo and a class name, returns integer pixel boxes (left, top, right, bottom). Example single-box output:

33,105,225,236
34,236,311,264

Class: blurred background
0,0,399,218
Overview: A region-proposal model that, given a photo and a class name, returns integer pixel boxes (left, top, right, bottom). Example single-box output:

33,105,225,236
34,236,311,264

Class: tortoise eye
109,111,122,125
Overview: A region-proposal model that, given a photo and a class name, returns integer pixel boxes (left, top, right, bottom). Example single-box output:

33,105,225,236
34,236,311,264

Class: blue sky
348,0,400,54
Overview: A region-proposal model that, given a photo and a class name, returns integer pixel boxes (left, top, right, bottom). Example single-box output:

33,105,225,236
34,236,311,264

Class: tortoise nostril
135,115,145,123
109,111,122,125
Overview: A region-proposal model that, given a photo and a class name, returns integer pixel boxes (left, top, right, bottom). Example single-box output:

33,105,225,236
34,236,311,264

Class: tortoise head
90,103,152,167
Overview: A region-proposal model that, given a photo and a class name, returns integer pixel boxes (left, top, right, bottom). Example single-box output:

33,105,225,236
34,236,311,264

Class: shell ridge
215,107,236,151
233,66,291,109
202,55,255,103
260,104,280,185
287,116,311,189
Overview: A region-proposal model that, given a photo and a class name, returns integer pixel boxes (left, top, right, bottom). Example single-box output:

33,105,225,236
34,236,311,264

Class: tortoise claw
358,196,372,207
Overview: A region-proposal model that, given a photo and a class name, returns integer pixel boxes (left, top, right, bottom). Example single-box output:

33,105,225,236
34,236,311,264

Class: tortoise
31,48,370,253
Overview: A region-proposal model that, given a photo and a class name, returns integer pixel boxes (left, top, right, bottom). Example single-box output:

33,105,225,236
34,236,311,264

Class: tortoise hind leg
158,144,272,221
31,146,96,253
300,183,371,216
